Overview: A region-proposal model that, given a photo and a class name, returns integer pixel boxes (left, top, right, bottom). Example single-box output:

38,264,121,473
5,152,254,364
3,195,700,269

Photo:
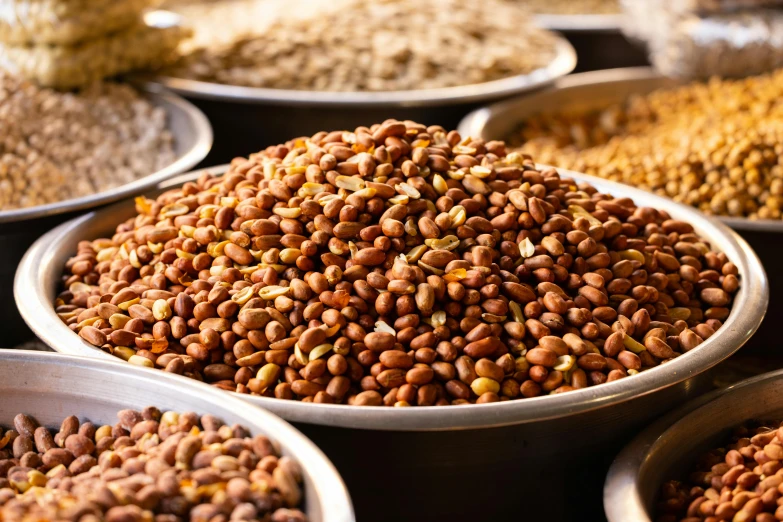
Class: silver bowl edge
604,368,783,522
15,164,769,432
0,349,355,522
145,36,576,108
0,84,213,224
456,66,783,234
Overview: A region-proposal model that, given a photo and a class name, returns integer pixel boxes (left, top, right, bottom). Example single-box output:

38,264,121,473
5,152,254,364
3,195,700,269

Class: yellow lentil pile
510,70,783,220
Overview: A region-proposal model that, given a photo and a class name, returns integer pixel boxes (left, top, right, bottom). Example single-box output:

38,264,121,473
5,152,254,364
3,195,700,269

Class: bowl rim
603,368,783,522
534,13,624,33
456,66,783,233
0,348,355,522
144,37,576,107
15,164,769,431
0,84,213,224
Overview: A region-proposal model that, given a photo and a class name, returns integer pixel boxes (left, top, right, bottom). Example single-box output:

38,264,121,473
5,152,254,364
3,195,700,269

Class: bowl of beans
15,120,767,521
0,349,354,522
605,368,783,522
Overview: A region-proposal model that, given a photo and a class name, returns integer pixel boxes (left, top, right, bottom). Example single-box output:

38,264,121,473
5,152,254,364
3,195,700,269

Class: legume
0,408,307,521
165,0,559,92
509,69,783,219
57,119,740,406
657,421,783,522
0,71,175,210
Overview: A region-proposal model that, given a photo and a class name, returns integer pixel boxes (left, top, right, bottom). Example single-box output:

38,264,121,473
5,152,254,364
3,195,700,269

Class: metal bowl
457,66,783,356
0,349,354,522
604,369,783,522
139,36,575,164
535,13,624,33
1,86,212,347
16,164,767,521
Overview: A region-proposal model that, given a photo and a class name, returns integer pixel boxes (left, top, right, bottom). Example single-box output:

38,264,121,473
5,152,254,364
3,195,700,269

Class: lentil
57,119,739,406
510,69,783,219
0,408,307,521
656,420,783,522
166,0,559,92
0,71,175,210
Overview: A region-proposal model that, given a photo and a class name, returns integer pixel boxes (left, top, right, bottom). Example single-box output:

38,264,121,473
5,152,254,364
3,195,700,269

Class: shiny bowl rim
603,368,783,522
0,84,213,224
15,164,768,431
534,13,624,32
0,348,355,522
145,36,576,107
456,66,783,233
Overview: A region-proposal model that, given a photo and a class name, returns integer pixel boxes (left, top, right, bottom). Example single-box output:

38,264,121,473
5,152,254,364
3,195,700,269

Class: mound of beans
56,119,740,406
657,421,783,522
0,408,306,521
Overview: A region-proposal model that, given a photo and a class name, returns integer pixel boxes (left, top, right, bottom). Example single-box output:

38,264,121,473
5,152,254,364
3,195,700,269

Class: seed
470,377,500,396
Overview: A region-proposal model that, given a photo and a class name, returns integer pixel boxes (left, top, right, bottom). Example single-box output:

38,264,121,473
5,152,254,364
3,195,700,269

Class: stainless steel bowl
604,369,783,522
16,164,768,522
535,13,624,33
1,86,212,346
139,36,576,164
0,349,354,522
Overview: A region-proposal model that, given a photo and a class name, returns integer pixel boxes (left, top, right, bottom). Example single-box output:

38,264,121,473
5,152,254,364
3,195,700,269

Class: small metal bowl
1,86,212,346
0,349,354,522
604,369,783,522
141,36,576,163
535,13,624,33
15,164,768,522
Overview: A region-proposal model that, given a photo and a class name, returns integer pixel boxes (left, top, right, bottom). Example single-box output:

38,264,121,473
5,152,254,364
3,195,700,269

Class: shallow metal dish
535,13,624,33
150,36,575,108
0,349,354,522
16,164,767,521
604,369,783,522
457,66,783,234
0,86,212,224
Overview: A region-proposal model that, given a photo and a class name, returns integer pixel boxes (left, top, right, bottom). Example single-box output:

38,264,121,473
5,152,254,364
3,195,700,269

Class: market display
0,71,175,211
0,407,307,521
656,421,783,522
165,0,560,92
509,69,783,220
55,120,740,406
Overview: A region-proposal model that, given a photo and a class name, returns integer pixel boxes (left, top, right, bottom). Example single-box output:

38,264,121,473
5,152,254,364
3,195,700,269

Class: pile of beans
0,408,307,521
657,421,783,522
510,69,783,219
166,0,559,92
57,120,740,406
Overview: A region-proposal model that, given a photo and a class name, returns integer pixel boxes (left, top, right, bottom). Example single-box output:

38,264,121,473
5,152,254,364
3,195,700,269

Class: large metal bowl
140,36,575,164
15,164,767,521
604,369,783,522
458,66,783,355
0,349,354,522
1,86,212,347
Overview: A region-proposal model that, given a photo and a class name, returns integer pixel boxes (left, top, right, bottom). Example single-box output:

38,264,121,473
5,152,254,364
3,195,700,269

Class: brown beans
1,407,307,521
58,119,740,407
657,420,783,522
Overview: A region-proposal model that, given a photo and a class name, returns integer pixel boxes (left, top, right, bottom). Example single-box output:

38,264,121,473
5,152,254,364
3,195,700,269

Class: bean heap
0,408,307,521
510,69,783,219
657,421,783,522
57,120,740,407
166,0,558,92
